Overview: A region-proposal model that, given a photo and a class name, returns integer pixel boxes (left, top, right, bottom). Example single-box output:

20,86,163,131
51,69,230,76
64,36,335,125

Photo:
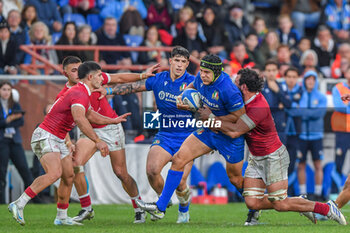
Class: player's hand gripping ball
181,88,202,112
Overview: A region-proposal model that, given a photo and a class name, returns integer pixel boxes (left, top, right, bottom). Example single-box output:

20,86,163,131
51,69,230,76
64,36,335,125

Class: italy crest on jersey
180,82,187,91
212,90,219,101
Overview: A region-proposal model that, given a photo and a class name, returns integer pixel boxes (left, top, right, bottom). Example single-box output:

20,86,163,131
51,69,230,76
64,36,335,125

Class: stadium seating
86,14,103,32
63,13,86,27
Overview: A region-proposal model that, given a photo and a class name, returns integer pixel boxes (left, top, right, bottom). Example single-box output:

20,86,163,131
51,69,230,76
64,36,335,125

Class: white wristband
209,113,216,120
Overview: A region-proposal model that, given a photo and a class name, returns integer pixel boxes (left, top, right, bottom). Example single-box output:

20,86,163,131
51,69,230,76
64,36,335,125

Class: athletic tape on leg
74,166,84,174
176,186,191,204
243,187,265,199
268,189,287,201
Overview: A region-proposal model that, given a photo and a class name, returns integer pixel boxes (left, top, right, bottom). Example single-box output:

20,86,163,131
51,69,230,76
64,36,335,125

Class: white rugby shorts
244,145,290,186
31,127,70,160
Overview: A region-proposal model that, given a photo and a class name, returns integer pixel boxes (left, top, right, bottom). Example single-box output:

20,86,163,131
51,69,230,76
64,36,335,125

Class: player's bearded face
199,68,214,85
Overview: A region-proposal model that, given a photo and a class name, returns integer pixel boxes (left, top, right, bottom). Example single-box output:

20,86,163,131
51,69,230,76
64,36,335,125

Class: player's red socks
24,187,37,199
313,202,330,216
79,194,92,211
131,195,142,212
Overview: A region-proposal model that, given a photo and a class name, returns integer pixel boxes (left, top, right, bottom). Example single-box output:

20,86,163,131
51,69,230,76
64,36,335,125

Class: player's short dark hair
78,61,101,79
62,56,82,69
238,68,264,93
264,59,278,69
171,46,190,60
284,66,299,76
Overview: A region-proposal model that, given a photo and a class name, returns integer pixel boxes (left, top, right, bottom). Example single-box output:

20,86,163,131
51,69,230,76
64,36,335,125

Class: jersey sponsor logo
212,90,219,101
159,91,166,100
158,91,177,103
180,82,187,91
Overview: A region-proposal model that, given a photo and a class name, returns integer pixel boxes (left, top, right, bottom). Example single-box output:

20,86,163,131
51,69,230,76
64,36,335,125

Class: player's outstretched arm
108,63,160,84
86,109,131,125
71,106,109,156
111,79,147,95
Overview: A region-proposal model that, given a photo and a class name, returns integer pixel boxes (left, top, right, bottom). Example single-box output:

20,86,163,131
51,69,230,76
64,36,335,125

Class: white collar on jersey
66,82,72,89
79,81,91,96
245,92,259,105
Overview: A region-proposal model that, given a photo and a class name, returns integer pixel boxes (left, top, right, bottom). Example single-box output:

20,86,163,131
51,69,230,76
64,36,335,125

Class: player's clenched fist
341,94,350,101
96,140,109,157
176,95,190,111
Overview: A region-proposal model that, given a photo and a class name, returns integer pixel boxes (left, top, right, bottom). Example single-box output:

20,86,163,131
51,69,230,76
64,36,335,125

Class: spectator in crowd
100,0,147,22
146,0,172,30
290,37,312,65
7,9,29,64
229,41,255,75
55,22,80,64
252,16,268,45
77,24,95,61
0,21,18,75
137,25,168,66
224,3,252,44
262,60,292,144
20,4,37,31
276,44,300,73
331,66,350,193
185,0,205,19
259,30,280,64
331,43,350,79
321,0,350,43
68,0,99,18
277,14,300,48
0,81,33,204
27,21,58,73
296,70,327,201
100,0,146,36
170,6,193,38
27,0,62,33
96,17,131,68
282,67,302,195
172,18,207,59
0,1,5,22
299,49,320,76
281,0,322,37
312,25,337,78
2,0,22,19
245,32,264,69
200,6,230,59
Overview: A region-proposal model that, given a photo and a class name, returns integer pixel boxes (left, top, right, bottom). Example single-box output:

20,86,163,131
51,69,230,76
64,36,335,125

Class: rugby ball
181,88,202,111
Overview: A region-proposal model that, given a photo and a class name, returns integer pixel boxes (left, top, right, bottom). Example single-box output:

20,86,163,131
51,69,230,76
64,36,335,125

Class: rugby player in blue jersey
110,46,195,223
136,54,246,220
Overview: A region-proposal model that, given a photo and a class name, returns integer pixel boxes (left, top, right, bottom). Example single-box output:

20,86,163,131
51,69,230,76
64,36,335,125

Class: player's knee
48,169,62,183
113,167,128,180
146,164,160,178
272,200,288,212
298,162,306,169
245,198,261,210
171,155,185,170
228,175,243,188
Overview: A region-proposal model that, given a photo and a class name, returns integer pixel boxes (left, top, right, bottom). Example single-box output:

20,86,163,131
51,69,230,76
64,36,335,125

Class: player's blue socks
179,203,189,213
156,169,184,212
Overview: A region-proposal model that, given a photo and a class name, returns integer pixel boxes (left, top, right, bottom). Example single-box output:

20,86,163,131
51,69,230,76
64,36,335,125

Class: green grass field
1,203,350,233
